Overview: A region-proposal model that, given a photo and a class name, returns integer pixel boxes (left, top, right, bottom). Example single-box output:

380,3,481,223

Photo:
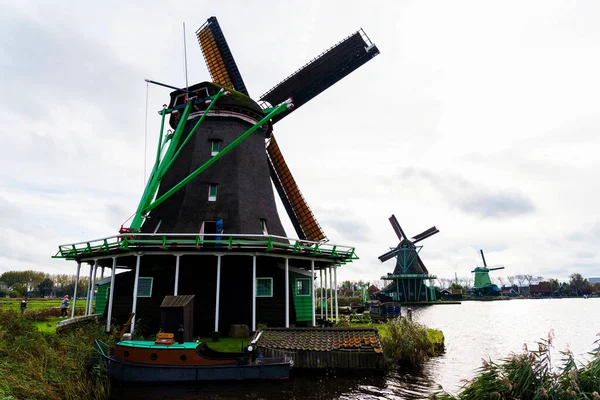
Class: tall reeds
433,331,600,400
0,309,115,400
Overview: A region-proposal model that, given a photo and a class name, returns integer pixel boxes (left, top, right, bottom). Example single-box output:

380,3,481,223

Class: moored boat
95,333,292,382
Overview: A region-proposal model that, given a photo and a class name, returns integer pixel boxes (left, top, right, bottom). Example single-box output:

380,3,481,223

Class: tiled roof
160,295,195,308
256,328,383,353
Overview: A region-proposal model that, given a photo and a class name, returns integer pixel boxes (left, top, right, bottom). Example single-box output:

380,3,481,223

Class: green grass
33,317,63,333
0,298,89,312
199,337,251,353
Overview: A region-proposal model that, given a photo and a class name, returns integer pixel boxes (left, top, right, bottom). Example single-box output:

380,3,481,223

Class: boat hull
103,355,292,382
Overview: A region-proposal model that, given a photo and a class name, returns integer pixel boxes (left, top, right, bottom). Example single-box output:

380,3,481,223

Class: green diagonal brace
130,101,193,230
144,102,290,214
160,90,226,176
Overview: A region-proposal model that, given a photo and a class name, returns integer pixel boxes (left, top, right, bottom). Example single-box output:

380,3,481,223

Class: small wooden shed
160,295,195,342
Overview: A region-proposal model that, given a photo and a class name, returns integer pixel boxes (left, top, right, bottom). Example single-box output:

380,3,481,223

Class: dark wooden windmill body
54,16,378,339
377,215,439,302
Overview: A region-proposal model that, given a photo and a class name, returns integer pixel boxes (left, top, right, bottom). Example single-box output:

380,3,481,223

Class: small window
210,140,220,156
260,219,268,235
256,278,273,297
137,277,153,297
208,184,217,201
296,278,311,296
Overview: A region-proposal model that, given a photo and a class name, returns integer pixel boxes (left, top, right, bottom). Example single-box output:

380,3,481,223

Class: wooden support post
334,266,339,323
329,267,334,322
174,255,180,296
71,262,81,319
324,268,328,321
106,257,117,332
252,255,256,331
88,260,98,315
85,264,92,316
214,255,221,338
320,269,324,320
285,258,289,328
311,260,316,327
130,255,141,334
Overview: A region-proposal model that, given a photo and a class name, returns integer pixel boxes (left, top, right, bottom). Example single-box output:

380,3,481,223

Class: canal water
110,298,600,399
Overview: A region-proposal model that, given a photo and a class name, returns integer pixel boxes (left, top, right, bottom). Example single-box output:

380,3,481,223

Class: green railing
54,233,357,264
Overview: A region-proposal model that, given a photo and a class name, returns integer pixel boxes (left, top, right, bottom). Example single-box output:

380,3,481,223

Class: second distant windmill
472,249,505,296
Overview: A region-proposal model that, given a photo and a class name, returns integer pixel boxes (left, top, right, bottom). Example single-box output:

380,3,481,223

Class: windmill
53,16,378,338
377,215,439,302
472,249,505,296
131,16,380,242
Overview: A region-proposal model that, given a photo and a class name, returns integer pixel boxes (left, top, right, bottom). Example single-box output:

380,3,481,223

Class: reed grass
0,309,116,400
432,331,600,400
381,317,443,367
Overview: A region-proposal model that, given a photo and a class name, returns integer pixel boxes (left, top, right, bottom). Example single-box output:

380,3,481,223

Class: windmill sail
259,30,379,123
266,135,326,242
196,17,249,96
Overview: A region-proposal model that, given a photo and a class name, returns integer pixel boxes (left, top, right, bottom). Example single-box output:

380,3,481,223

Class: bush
432,331,600,400
9,290,19,298
381,317,439,367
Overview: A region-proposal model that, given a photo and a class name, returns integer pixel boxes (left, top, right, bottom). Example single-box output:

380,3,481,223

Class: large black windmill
54,16,379,339
133,16,380,240
377,215,439,302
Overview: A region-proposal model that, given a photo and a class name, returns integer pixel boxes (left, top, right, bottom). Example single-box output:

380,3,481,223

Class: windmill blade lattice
196,17,249,96
259,30,379,123
266,135,326,242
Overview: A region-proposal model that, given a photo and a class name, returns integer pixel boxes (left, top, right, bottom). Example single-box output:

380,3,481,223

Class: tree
524,275,534,286
0,271,26,289
497,277,506,288
507,276,515,287
548,278,561,293
515,275,527,292
37,278,55,297
569,273,588,296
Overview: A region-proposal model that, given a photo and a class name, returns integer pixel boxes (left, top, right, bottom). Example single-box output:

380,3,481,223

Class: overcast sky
1,0,599,285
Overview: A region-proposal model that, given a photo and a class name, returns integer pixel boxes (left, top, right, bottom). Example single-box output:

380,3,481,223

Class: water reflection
110,369,442,400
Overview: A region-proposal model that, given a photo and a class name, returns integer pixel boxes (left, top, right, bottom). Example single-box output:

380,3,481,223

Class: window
137,277,153,297
296,278,311,296
260,219,268,235
210,140,220,156
208,184,217,201
256,278,273,297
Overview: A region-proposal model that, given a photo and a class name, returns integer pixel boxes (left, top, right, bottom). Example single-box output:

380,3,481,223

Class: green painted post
144,102,290,214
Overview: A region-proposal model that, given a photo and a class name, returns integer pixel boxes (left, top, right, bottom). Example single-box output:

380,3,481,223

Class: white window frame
260,219,269,235
256,277,273,297
210,140,220,156
208,184,217,201
296,278,311,296
137,277,154,297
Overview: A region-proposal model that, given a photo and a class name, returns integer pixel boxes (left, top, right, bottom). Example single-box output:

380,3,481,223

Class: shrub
381,317,438,367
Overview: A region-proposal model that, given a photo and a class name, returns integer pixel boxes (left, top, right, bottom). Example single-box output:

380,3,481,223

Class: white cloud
1,0,599,286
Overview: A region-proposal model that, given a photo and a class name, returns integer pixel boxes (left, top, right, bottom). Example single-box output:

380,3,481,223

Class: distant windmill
377,215,439,302
472,249,505,296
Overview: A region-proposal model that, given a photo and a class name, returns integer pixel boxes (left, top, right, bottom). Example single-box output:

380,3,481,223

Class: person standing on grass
60,295,69,318
20,298,27,315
